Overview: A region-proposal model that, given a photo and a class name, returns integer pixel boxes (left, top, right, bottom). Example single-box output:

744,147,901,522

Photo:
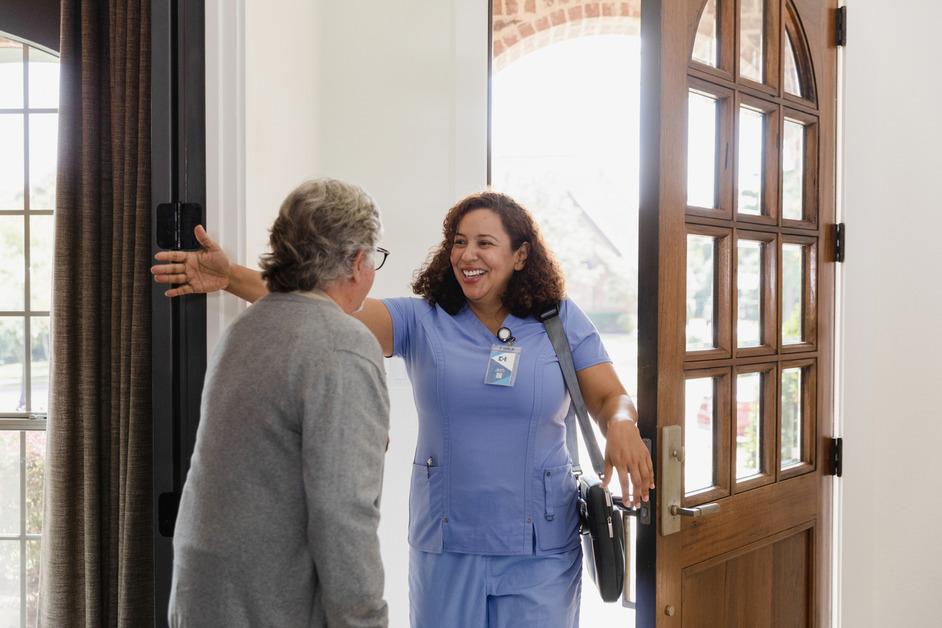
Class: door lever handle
669,503,721,518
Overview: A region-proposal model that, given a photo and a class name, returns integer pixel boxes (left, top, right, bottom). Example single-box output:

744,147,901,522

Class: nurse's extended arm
151,227,395,352
577,363,655,509
352,300,394,358
151,226,270,302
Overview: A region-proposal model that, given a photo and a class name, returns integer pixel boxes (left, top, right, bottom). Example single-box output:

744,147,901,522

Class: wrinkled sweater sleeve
301,347,390,628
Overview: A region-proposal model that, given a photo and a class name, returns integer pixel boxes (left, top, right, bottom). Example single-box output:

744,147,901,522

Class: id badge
484,344,522,387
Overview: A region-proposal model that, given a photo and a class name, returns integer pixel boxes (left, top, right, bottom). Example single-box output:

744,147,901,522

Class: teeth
463,270,485,277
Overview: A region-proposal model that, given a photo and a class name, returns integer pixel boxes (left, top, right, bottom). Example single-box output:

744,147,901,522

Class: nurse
152,191,654,628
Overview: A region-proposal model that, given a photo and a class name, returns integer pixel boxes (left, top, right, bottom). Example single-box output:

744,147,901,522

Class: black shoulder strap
539,304,606,478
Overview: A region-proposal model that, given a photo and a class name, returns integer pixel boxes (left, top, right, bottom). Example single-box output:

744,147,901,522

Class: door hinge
834,223,846,262
828,438,843,477
156,201,203,251
835,6,847,46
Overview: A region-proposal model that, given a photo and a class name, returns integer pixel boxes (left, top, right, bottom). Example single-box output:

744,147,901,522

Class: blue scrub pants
409,545,582,628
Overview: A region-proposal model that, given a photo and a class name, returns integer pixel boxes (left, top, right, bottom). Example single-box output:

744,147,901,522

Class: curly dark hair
411,191,565,317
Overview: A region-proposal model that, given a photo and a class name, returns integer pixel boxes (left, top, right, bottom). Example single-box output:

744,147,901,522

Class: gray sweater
169,292,389,628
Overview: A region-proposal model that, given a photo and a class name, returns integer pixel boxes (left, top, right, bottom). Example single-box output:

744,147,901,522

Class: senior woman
154,191,654,628
167,179,390,628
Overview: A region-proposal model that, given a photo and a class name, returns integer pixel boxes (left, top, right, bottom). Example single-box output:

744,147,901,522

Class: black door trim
151,1,206,625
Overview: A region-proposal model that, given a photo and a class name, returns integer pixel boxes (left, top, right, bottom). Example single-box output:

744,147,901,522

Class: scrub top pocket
409,461,444,553
534,463,580,552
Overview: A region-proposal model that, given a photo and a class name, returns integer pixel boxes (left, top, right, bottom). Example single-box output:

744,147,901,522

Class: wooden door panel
683,526,812,628
772,530,812,628
681,473,816,564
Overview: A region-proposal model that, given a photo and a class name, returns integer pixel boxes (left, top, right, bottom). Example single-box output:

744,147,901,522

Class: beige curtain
39,0,153,625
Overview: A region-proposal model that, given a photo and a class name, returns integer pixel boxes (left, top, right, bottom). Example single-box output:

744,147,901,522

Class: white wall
208,1,488,623
841,1,942,626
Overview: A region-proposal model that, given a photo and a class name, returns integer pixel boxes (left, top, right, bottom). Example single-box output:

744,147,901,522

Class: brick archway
492,0,641,71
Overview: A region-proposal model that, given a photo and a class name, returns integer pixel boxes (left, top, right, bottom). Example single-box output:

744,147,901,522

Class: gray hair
259,178,382,293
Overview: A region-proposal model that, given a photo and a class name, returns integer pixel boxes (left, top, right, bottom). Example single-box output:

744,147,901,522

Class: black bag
539,305,626,603
578,474,626,602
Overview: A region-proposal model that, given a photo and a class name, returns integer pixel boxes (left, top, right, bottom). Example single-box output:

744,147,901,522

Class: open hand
151,225,231,297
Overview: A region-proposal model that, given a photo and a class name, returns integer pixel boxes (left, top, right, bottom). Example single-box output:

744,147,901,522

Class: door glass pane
0,431,20,533
686,234,715,351
740,0,765,82
782,119,805,220
0,540,21,625
0,114,25,210
491,19,643,626
0,37,24,108
0,216,25,310
29,113,58,210
687,90,718,208
781,367,803,468
31,318,51,413
782,243,803,344
736,372,762,479
784,33,802,97
738,106,764,215
0,318,26,413
685,377,715,493
28,47,59,109
492,33,641,402
26,431,46,534
30,215,54,311
692,0,719,67
737,239,762,347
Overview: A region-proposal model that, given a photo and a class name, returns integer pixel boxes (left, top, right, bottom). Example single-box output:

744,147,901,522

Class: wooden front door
638,0,838,625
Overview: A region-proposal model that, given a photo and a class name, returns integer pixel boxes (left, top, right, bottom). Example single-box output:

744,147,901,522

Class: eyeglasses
372,247,389,270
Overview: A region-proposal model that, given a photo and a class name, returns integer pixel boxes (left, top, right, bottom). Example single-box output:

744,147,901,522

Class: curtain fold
40,0,152,625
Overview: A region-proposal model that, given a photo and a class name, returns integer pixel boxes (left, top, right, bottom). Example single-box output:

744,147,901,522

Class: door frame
151,1,207,625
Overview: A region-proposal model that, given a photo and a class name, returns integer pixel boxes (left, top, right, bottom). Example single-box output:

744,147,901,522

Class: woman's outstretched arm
151,225,268,302
353,299,394,358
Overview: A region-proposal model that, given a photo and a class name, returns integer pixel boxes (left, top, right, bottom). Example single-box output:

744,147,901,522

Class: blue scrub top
384,297,610,556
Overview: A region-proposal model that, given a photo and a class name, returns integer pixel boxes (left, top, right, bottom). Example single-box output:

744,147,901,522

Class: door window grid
733,230,777,356
672,1,829,623
736,105,765,216
686,77,734,220
735,371,762,478
780,236,817,351
0,33,56,628
738,0,765,83
782,1,817,104
685,226,732,360
683,368,731,506
683,0,820,496
783,32,802,97
733,364,776,493
692,0,719,67
778,359,816,480
781,107,819,228
687,90,719,209
734,94,779,224
735,239,763,347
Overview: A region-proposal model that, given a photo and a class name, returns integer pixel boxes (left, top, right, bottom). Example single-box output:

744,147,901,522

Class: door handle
669,503,721,518
661,426,722,535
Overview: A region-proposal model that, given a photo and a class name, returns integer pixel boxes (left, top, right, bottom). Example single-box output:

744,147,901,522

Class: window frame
0,29,57,628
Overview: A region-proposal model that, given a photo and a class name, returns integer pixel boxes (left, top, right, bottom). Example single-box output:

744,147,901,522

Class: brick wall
492,0,641,70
